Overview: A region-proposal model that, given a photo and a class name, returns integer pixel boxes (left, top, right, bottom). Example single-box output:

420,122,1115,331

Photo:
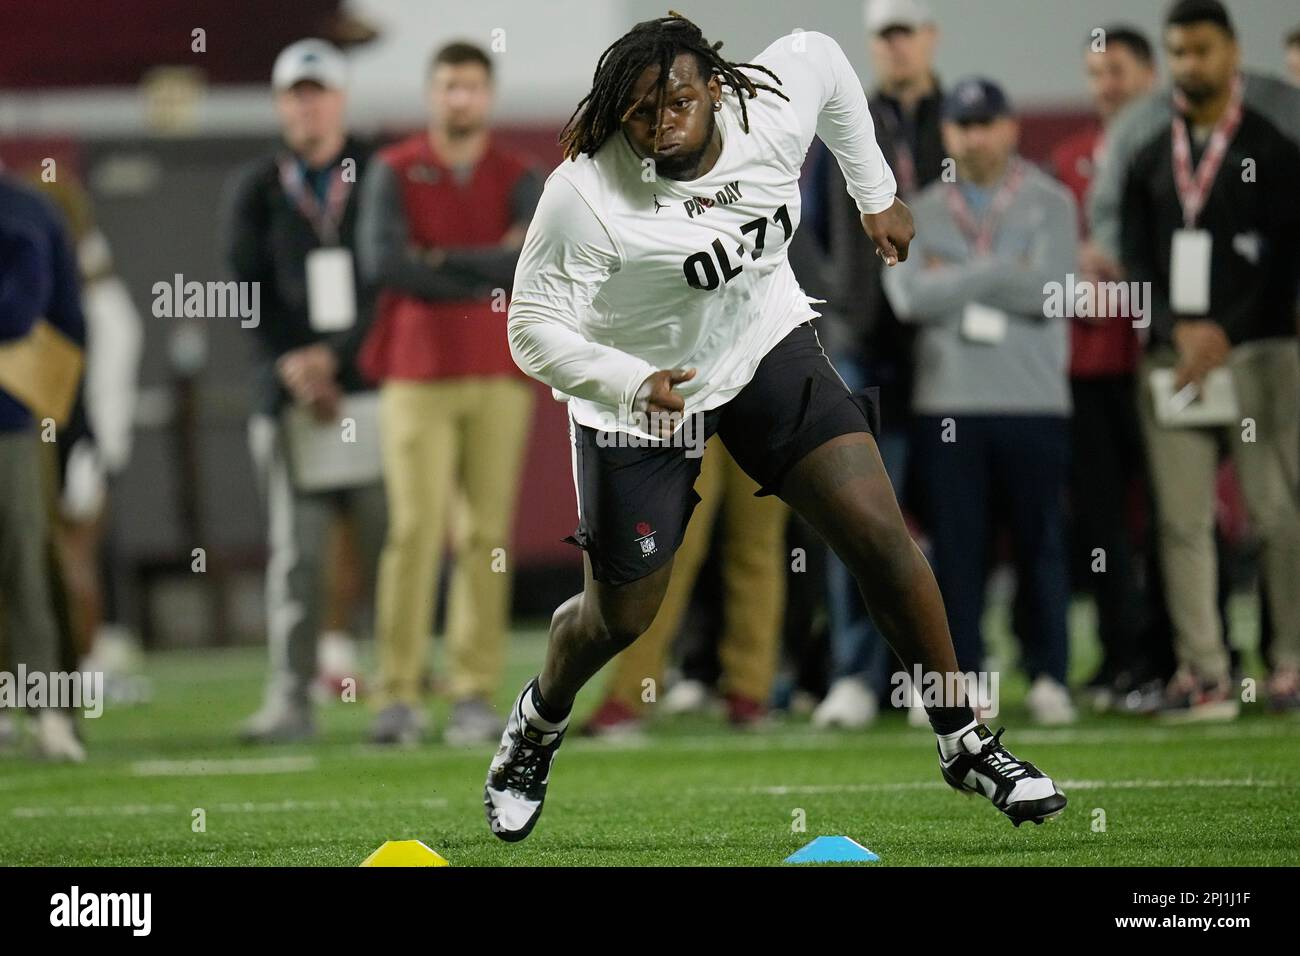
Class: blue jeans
824,354,910,693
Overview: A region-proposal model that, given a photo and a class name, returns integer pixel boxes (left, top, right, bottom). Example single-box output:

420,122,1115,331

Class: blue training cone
784,836,880,864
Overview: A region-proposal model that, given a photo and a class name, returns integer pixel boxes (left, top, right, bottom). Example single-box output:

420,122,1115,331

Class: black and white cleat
483,679,568,843
939,724,1067,827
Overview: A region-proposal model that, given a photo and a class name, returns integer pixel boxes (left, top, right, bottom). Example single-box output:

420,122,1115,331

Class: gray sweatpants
248,414,387,709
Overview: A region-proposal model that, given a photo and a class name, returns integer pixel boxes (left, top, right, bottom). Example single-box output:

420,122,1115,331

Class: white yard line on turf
554,721,1298,754
10,796,448,819
715,778,1292,796
1057,778,1289,790
332,722,1298,761
0,722,1291,787
130,755,318,776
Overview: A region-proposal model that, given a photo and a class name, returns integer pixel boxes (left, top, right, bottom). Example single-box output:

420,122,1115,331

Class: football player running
485,12,1066,842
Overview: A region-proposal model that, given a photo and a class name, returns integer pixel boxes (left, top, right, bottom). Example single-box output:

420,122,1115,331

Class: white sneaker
662,679,711,715
1026,675,1077,726
84,626,153,706
239,701,316,744
84,625,143,677
812,677,878,729
318,630,357,682
35,711,86,763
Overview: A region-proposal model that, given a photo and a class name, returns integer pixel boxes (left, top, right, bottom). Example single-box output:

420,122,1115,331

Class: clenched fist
633,367,697,438
861,198,915,267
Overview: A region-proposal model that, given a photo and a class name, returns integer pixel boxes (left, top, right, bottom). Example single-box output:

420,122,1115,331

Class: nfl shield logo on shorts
635,520,657,557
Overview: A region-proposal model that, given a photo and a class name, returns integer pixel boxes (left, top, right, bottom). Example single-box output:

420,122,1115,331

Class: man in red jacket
357,41,541,746
1049,25,1158,706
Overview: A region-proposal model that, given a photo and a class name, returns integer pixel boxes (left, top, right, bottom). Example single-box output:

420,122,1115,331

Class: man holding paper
221,39,386,742
0,176,87,760
1118,0,1300,719
883,77,1079,725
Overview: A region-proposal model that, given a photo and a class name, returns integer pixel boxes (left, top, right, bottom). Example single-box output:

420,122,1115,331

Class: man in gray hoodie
884,78,1079,724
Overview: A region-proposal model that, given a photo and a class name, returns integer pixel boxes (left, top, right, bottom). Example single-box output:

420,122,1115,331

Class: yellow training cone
360,840,450,867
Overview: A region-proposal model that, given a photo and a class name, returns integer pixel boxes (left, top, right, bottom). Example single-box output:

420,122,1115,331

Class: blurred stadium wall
0,0,1294,645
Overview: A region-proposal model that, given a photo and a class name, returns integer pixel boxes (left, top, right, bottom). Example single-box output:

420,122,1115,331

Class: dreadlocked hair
559,10,789,160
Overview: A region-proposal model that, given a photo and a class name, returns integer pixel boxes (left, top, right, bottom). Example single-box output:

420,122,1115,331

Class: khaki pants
1139,339,1300,679
374,377,533,706
603,438,788,709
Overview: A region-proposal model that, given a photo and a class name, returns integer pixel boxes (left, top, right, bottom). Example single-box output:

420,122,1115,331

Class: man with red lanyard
222,39,387,742
1049,26,1162,710
1119,0,1300,719
883,78,1080,725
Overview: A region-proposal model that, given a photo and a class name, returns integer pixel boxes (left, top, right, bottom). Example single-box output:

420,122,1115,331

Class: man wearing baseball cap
863,0,943,202
221,39,386,743
271,38,349,93
883,76,1081,726
800,0,945,731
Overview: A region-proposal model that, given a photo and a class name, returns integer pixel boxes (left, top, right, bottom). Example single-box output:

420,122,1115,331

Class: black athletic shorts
563,320,881,586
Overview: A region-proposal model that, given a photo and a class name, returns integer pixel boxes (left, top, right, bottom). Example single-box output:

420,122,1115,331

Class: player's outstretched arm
765,31,899,230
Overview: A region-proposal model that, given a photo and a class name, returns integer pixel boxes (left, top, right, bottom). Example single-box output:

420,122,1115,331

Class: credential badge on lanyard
1167,75,1242,315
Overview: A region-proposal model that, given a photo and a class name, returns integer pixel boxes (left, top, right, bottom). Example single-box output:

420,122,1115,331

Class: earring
713,100,721,111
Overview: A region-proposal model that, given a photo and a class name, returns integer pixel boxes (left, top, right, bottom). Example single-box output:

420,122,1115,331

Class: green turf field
2,598,1298,866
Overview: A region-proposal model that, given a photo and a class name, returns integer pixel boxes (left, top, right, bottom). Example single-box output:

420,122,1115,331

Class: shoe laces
976,727,1031,781
505,748,540,791
503,722,556,794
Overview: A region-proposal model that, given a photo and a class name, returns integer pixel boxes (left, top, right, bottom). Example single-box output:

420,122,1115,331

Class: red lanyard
892,138,917,198
944,158,1025,256
278,156,351,244
1170,75,1243,229
876,104,918,197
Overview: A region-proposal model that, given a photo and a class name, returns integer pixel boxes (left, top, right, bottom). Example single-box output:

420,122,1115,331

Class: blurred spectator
1118,0,1300,718
0,173,87,760
1286,28,1300,86
1089,11,1300,264
356,42,540,745
800,0,945,729
884,78,1079,725
26,175,144,677
580,440,788,735
221,39,387,743
1049,27,1166,706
